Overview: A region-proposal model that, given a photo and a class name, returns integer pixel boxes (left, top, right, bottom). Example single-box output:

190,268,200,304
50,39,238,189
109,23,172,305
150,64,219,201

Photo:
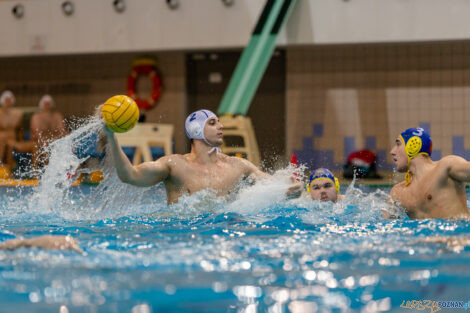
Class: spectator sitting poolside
0,90,24,170
12,95,67,172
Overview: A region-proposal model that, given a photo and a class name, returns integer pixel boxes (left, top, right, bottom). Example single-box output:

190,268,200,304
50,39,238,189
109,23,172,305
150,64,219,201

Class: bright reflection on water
0,118,469,313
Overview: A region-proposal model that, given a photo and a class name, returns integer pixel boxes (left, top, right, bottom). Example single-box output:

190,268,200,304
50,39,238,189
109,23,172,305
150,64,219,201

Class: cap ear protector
404,136,423,158
187,122,202,138
306,169,340,194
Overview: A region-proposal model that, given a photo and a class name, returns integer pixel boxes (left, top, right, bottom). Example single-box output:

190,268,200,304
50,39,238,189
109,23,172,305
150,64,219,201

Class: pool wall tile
286,43,470,172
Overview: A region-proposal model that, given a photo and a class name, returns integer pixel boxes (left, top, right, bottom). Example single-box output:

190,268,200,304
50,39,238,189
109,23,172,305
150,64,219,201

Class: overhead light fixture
61,1,74,16
166,0,179,10
12,4,25,19
113,0,125,13
222,0,234,6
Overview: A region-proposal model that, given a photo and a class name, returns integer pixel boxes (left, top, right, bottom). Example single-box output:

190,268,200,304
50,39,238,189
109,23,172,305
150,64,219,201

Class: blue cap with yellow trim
399,127,432,159
399,127,432,186
307,168,340,194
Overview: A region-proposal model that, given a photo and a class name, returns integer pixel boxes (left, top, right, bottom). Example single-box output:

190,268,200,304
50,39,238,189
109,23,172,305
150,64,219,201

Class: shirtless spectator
0,90,23,169
30,95,67,169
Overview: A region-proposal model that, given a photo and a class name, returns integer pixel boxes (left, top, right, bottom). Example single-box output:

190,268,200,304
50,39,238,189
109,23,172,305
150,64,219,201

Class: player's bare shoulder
434,155,467,176
439,155,466,166
390,181,406,198
160,154,187,168
224,154,254,171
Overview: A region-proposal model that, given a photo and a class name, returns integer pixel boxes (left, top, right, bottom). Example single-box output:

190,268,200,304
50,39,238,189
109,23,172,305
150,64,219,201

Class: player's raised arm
447,155,470,183
104,128,170,187
100,95,170,187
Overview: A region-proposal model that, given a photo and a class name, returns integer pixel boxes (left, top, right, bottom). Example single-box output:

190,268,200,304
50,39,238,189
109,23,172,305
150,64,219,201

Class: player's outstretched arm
105,128,170,187
239,158,303,198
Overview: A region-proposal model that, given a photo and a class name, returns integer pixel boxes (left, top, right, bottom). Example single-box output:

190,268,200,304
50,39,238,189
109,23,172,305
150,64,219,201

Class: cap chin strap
404,153,430,186
405,166,412,186
203,138,221,154
399,135,414,187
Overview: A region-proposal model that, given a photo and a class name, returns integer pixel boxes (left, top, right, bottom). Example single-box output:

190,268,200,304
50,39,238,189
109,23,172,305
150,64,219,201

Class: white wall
286,0,470,44
0,0,265,56
2,0,470,57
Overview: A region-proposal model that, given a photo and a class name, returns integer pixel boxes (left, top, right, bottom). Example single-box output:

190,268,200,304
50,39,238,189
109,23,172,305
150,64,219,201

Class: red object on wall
127,59,162,111
347,149,376,165
290,153,300,181
290,153,299,166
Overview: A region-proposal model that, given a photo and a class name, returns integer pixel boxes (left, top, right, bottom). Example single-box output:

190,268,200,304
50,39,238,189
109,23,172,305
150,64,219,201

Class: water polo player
306,168,344,203
390,127,470,219
104,109,303,204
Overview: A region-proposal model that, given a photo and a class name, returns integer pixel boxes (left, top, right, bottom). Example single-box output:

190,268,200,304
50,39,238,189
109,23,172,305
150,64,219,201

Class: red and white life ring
127,58,162,111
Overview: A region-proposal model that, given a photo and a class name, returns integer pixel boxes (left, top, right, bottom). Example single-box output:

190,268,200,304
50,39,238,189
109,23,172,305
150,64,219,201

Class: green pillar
217,0,297,116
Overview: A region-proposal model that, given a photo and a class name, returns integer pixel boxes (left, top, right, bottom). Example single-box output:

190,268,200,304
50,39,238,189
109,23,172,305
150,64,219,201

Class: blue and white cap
185,109,221,154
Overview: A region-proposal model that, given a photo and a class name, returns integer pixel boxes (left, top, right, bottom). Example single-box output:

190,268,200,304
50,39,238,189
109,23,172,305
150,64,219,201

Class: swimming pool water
1,120,469,313
0,183,469,313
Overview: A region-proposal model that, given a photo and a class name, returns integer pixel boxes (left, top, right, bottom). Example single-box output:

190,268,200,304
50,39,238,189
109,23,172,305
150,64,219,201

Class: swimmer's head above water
391,127,432,185
307,168,340,202
185,109,223,154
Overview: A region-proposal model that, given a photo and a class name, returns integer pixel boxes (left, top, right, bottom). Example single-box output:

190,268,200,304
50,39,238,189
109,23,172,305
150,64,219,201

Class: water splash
1,113,405,225
1,116,163,221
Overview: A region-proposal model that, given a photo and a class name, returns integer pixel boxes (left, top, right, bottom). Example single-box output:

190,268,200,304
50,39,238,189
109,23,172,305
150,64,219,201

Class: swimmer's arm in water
447,155,470,183
105,128,170,187
0,235,83,254
239,158,303,198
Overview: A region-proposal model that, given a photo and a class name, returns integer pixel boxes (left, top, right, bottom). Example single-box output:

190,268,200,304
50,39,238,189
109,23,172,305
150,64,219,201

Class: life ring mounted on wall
127,58,162,111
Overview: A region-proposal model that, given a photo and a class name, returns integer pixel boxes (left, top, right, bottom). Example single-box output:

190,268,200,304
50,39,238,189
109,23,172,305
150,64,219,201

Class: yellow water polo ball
101,95,139,133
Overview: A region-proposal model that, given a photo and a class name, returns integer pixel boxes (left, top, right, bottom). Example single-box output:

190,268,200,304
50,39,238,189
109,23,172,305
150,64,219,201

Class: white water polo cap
39,94,55,110
0,90,15,107
185,109,221,154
